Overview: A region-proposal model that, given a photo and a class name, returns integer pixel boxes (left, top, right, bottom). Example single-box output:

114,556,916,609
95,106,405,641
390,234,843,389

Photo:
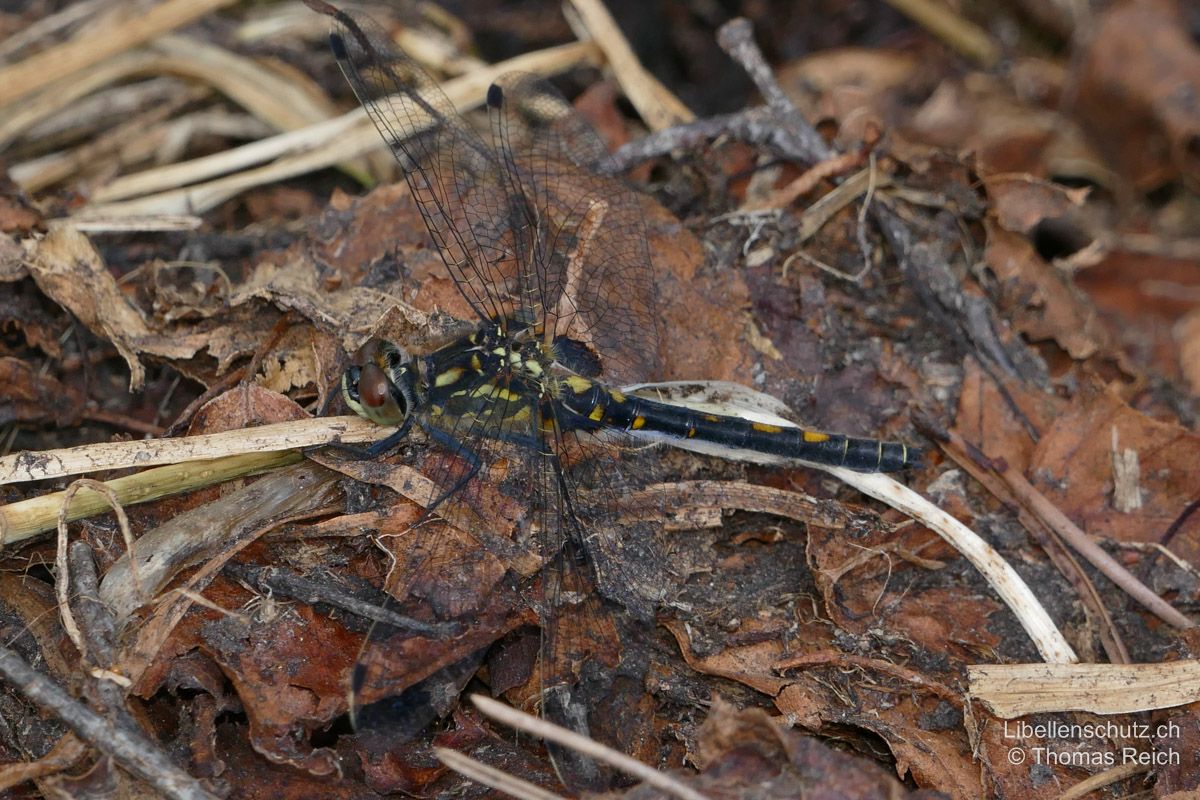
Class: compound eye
357,363,391,410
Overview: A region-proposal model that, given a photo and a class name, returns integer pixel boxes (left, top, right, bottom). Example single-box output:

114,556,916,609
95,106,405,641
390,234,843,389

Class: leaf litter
0,0,1198,798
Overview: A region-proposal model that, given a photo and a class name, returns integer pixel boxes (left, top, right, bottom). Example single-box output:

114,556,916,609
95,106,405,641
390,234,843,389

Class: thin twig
0,645,219,800
937,426,1133,663
716,18,832,162
434,747,567,800
471,695,711,800
996,462,1195,631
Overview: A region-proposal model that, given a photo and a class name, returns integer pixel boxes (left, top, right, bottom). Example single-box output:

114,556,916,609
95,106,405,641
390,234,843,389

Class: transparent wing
323,3,664,385
325,7,533,325
487,74,665,385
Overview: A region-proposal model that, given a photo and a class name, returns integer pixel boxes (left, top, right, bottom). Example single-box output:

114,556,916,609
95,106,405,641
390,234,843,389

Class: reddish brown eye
357,363,390,409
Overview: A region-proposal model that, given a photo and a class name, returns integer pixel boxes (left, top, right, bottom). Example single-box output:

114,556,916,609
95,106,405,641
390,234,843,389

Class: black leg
419,423,484,515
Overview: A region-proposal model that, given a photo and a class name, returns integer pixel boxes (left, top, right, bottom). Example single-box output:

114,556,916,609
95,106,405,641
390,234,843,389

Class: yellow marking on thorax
470,354,482,372
803,431,830,443
564,375,593,394
468,382,520,403
434,366,464,387
752,422,783,433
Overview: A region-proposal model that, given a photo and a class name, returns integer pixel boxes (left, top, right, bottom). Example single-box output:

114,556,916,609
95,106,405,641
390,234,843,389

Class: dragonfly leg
418,423,484,516
364,413,416,457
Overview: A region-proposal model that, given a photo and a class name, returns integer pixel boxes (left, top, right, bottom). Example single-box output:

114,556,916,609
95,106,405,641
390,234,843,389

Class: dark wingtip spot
486,83,504,109
329,31,348,59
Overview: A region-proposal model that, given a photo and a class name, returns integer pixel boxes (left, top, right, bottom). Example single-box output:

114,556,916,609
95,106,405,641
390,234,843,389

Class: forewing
322,6,531,324
487,74,665,385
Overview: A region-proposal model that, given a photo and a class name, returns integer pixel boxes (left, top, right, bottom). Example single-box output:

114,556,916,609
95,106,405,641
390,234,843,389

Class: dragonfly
310,0,918,788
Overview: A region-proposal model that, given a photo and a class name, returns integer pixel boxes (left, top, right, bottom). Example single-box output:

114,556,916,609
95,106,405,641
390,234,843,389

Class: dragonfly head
342,339,419,427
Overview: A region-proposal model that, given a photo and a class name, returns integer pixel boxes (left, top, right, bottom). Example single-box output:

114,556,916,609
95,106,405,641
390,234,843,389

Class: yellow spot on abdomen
588,405,605,422
803,430,831,443
631,416,646,429
752,422,783,434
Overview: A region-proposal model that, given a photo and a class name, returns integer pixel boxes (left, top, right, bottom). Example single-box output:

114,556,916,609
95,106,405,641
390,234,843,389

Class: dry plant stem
0,0,108,60
563,0,693,130
0,451,304,546
604,23,833,170
68,542,119,668
68,539,177,789
0,646,219,800
795,168,887,244
969,661,1200,716
0,0,240,107
78,40,602,217
147,34,334,133
52,215,203,232
630,480,865,530
87,111,363,204
0,416,385,485
99,463,342,623
1,51,222,150
434,747,567,800
997,462,1195,631
824,467,1078,664
471,695,712,800
881,0,1000,66
13,82,206,193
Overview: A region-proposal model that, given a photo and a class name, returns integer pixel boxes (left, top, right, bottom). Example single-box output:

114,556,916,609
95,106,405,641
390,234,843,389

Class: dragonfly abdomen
560,378,915,473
